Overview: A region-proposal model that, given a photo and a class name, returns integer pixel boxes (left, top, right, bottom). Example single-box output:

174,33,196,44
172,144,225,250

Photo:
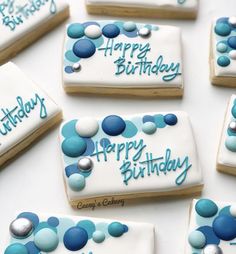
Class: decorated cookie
210,16,236,86
3,212,155,254
0,0,69,64
186,198,236,254
63,20,184,97
0,62,62,167
86,0,199,19
217,94,236,175
59,112,203,209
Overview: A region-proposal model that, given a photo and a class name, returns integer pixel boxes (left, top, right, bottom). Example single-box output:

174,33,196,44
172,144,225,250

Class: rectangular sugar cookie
210,16,236,87
3,212,155,254
217,94,236,175
0,62,62,167
186,199,236,254
0,0,69,64
63,20,184,97
59,112,203,208
86,0,199,19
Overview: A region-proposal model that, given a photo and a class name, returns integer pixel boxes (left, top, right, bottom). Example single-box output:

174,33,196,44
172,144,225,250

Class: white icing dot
230,205,236,217
76,117,99,138
138,27,151,38
84,25,102,39
229,16,236,26
229,50,236,60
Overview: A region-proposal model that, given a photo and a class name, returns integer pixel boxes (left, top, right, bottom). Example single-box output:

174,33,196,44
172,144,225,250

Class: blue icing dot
65,163,92,178
65,50,80,63
164,114,178,126
17,212,39,228
197,226,220,245
213,215,236,240
83,21,100,28
57,218,75,241
217,42,228,53
217,17,229,24
154,114,166,128
61,120,78,138
122,28,138,38
122,120,138,138
68,174,85,191
90,36,104,48
143,115,155,123
228,36,236,49
47,217,59,227
4,243,28,254
217,56,230,67
219,206,231,216
62,136,87,157
100,138,110,148
77,220,96,239
34,222,57,234
188,230,206,249
215,22,231,36
195,199,218,218
102,115,126,136
102,24,120,38
67,23,84,38
123,224,129,233
63,227,88,251
25,241,40,254
73,39,96,58
82,138,95,156
225,136,236,152
108,222,125,237
65,66,74,74
232,105,236,118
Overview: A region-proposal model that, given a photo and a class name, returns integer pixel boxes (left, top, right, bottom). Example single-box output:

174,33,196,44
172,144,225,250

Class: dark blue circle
73,39,96,58
215,22,231,36
63,227,88,251
197,226,220,245
47,217,59,227
164,114,178,126
102,115,126,136
228,36,236,49
102,24,120,38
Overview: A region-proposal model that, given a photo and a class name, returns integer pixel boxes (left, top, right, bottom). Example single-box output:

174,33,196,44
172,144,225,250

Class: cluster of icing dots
5,212,129,254
188,199,236,253
64,21,159,74
225,99,236,152
61,114,178,191
215,17,236,67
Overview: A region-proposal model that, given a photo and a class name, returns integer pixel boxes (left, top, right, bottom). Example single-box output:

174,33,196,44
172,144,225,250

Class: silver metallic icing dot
73,63,81,72
202,245,223,254
9,218,34,239
138,27,151,38
78,157,93,172
229,121,236,132
229,16,236,26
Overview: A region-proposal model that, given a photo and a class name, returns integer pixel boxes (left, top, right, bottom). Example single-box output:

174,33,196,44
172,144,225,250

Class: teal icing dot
215,22,231,36
142,122,157,135
68,173,86,191
113,21,124,30
217,56,230,67
225,136,236,152
154,114,166,128
34,222,57,235
67,23,85,38
231,105,236,118
4,243,28,254
216,42,228,53
91,36,104,48
195,199,218,218
152,26,159,31
122,120,138,138
108,222,125,237
77,220,96,239
219,206,231,216
92,231,105,243
61,120,78,138
62,136,87,157
188,230,206,249
65,50,80,63
95,222,109,237
144,24,152,30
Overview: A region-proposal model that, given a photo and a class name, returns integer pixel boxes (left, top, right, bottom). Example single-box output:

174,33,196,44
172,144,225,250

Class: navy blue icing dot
62,136,87,157
65,66,74,74
197,226,220,245
215,22,231,36
195,199,218,218
65,163,92,178
63,226,88,251
73,39,96,58
47,217,59,227
217,56,230,67
164,114,178,126
17,212,39,228
102,24,120,38
25,241,40,254
102,115,126,136
228,36,236,49
143,115,155,123
213,215,236,241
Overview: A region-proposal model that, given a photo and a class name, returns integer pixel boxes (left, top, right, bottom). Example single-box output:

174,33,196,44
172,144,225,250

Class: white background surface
0,0,236,253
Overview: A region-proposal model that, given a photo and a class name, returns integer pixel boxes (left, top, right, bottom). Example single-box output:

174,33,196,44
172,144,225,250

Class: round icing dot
142,122,157,135
78,157,93,172
229,121,236,132
34,228,59,252
77,220,96,239
214,22,231,36
72,63,81,72
75,117,99,138
230,205,236,217
225,136,236,152
202,244,223,254
68,173,86,191
122,120,138,138
213,215,236,240
102,115,126,136
62,136,87,157
188,230,206,249
84,25,102,39
164,114,178,126
232,104,236,118
229,16,236,27
63,227,88,251
123,21,137,32
67,23,84,38
102,24,120,38
229,50,236,60
17,212,39,228
108,222,125,237
195,199,218,218
73,39,96,58
216,42,228,53
47,217,59,227
4,243,28,254
138,27,151,37
228,36,236,49
217,56,230,67
9,218,33,239
92,231,106,243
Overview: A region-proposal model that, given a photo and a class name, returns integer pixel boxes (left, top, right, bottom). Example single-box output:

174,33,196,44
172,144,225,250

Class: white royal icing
0,62,61,157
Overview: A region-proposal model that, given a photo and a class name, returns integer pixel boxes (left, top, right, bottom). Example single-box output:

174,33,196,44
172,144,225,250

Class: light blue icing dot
225,136,236,152
108,222,125,237
57,218,75,241
216,42,228,53
96,222,109,237
65,66,74,74
100,138,110,148
122,120,138,138
34,228,59,252
102,24,120,38
90,36,104,48
188,230,206,249
34,222,57,234
4,243,28,254
123,21,137,32
73,39,96,58
77,220,96,239
142,122,157,135
232,105,236,118
92,231,106,243
65,50,80,63
61,120,78,138
217,56,230,67
228,36,236,49
68,174,86,191
67,23,85,38
154,114,166,128
195,199,218,218
215,22,231,36
47,217,59,227
62,136,87,157
143,115,155,123
144,24,152,30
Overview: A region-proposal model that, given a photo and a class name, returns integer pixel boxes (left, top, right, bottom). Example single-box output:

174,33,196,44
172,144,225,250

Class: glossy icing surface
0,62,60,156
